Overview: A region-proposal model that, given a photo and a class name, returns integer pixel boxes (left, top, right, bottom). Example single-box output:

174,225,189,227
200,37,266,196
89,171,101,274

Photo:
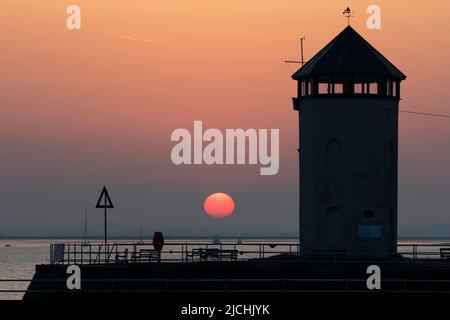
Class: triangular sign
95,186,114,209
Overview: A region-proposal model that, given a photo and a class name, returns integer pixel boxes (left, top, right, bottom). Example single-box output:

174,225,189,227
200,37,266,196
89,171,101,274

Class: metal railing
48,241,450,265
2,241,450,299
50,241,301,265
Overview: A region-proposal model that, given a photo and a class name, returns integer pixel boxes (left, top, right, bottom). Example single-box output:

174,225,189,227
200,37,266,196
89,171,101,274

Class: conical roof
292,26,406,80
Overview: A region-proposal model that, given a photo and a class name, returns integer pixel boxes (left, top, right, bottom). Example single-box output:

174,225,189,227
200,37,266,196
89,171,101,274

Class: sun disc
203,192,235,218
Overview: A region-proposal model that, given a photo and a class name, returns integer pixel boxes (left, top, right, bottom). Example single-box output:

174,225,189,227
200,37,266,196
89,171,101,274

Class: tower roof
292,26,406,81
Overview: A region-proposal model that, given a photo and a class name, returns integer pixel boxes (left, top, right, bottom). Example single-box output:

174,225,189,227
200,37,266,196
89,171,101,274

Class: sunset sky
1,0,450,236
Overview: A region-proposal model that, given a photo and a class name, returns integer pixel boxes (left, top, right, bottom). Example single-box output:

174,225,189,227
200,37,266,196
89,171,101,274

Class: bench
189,248,238,261
189,248,216,261
131,249,161,263
115,249,129,263
219,249,238,261
440,248,450,259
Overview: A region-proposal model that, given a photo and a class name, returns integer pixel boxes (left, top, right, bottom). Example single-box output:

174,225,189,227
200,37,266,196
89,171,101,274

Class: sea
1,238,449,300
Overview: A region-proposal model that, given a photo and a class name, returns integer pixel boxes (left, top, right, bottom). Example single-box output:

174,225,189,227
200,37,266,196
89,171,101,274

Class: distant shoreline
2,236,450,241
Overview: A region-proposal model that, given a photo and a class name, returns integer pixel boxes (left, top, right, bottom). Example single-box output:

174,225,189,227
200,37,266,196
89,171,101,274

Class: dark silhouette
292,25,406,258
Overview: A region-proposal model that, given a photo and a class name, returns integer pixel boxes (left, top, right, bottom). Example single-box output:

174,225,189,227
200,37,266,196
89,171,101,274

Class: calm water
0,240,51,300
1,238,449,300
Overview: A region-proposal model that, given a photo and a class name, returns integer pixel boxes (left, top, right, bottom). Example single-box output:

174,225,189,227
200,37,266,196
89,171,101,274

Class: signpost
95,186,114,246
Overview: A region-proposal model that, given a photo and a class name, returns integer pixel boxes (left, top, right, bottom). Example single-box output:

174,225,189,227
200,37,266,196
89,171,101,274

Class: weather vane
343,6,354,26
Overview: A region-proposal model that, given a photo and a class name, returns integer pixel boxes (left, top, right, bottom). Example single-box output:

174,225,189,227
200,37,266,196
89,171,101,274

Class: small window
392,81,397,97
301,81,307,96
364,210,374,219
354,83,364,94
358,225,381,239
334,83,343,94
368,82,378,94
319,83,330,94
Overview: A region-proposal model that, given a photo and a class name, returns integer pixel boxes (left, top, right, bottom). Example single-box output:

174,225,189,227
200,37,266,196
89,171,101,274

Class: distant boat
4,244,11,247
237,238,242,245
138,226,144,244
213,236,221,245
81,204,89,246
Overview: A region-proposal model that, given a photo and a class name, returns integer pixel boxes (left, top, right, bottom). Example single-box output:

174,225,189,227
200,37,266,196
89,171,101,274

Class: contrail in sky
118,35,153,42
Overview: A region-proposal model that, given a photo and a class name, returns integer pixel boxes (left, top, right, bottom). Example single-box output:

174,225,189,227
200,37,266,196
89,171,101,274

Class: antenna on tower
343,6,354,26
300,36,305,66
284,36,307,67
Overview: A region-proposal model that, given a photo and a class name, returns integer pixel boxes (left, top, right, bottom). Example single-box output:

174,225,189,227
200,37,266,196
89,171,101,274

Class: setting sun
203,192,235,218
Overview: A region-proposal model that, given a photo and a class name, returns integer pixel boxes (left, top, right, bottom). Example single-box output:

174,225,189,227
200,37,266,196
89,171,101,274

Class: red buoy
153,232,164,252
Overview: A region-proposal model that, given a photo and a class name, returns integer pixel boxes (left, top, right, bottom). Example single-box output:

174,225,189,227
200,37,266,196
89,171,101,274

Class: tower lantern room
292,26,405,106
292,26,406,258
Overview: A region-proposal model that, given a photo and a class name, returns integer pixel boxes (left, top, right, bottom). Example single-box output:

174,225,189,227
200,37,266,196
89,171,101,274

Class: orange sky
1,1,450,234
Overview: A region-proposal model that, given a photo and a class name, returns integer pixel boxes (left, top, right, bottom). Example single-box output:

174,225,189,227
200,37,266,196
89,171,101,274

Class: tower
292,26,406,258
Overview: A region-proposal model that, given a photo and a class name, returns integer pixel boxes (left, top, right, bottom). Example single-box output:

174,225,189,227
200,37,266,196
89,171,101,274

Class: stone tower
292,26,406,258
